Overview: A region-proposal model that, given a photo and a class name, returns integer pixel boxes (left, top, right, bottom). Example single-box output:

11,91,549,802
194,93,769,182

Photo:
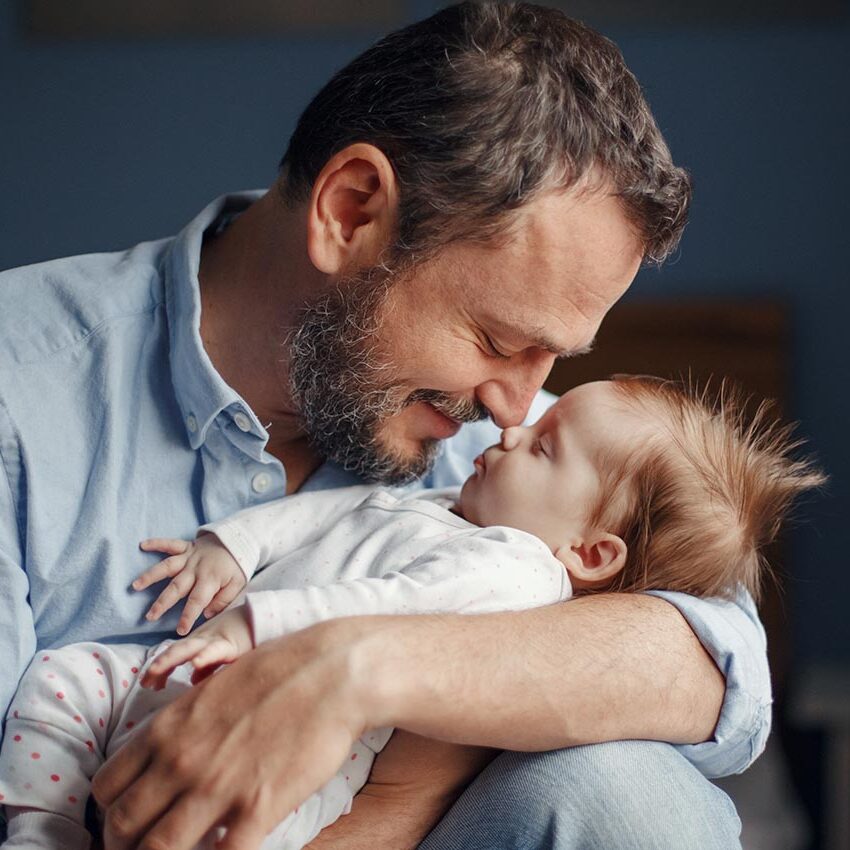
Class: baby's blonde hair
586,374,826,602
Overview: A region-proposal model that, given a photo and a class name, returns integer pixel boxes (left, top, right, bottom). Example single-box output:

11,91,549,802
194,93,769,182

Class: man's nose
476,351,555,429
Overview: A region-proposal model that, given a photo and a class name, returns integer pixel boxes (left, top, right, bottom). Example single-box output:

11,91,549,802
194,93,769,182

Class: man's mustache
405,389,490,424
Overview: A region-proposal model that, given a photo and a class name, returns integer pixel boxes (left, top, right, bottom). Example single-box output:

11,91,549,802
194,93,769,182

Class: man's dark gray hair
279,0,691,265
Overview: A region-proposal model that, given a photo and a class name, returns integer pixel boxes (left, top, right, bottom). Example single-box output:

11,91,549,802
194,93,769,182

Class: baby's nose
500,426,524,451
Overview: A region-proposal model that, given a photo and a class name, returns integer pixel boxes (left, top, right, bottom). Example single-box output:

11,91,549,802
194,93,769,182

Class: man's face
289,182,643,484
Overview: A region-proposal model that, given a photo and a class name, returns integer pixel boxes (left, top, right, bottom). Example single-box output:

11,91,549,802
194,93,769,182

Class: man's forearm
91,593,725,850
354,594,724,750
307,733,498,850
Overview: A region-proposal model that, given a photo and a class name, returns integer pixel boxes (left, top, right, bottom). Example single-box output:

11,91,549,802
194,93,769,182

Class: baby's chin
456,474,479,523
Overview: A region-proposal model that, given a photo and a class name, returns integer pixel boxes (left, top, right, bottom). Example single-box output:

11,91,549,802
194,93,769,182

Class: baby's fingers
142,637,208,689
140,538,191,556
191,637,239,671
132,553,189,593
202,579,245,620
144,571,195,623
176,577,221,636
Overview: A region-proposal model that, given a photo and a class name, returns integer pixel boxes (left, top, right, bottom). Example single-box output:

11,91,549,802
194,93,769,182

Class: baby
0,376,824,850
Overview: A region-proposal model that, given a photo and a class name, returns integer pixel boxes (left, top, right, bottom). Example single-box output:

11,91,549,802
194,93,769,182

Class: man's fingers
91,729,155,816
111,791,226,850
97,709,220,850
145,572,195,623
132,554,188,592
99,623,362,850
216,809,272,850
140,538,191,556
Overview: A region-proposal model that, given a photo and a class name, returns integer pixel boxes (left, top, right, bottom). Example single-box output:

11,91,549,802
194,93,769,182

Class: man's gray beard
288,268,488,484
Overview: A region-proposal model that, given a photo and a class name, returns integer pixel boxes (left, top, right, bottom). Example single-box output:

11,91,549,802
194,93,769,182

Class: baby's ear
555,533,627,589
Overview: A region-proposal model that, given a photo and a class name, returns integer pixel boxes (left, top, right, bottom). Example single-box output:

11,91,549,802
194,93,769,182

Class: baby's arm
133,484,379,635
144,528,569,688
199,484,380,574
245,529,570,643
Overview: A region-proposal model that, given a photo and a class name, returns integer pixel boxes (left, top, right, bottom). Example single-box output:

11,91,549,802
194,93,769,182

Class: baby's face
459,381,643,550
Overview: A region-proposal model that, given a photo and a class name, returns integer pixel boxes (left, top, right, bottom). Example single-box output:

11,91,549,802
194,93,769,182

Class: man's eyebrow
526,329,596,360
554,337,596,360
492,319,596,359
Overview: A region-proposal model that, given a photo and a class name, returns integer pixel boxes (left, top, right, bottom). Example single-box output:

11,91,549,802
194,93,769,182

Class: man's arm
306,732,498,850
366,594,724,748
93,593,728,850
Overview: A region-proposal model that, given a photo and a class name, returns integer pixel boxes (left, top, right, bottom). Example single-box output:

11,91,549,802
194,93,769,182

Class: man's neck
197,189,323,491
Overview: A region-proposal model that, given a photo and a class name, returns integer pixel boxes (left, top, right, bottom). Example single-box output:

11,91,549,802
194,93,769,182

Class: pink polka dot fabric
0,641,162,822
0,640,390,850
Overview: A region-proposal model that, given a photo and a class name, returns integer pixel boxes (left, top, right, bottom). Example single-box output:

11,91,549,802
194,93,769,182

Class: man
0,3,767,848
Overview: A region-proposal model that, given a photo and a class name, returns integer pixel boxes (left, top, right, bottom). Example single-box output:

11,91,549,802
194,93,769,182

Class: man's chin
366,437,440,485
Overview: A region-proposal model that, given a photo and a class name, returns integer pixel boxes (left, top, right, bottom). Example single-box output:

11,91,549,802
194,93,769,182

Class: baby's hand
141,607,254,690
134,534,247,636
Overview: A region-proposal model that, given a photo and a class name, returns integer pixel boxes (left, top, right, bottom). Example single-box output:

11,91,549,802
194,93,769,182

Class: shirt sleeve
247,528,572,644
645,587,772,778
0,397,36,740
198,484,379,580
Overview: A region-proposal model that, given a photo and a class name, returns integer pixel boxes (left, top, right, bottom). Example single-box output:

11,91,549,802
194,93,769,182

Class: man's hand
141,607,255,690
92,599,727,850
135,534,246,635
92,619,371,850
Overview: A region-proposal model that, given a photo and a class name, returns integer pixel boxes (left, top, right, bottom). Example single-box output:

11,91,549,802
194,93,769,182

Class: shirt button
251,472,272,494
233,412,252,433
186,415,198,433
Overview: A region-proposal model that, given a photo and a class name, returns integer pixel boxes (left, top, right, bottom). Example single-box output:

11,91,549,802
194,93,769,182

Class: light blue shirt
0,192,770,778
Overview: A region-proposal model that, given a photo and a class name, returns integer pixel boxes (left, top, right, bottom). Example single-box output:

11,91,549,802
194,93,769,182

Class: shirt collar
164,190,265,449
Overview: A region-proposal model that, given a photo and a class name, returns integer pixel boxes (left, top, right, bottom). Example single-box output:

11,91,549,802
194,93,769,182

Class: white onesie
0,485,571,850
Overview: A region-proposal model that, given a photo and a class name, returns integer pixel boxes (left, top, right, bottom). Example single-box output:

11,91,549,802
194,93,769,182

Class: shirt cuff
645,588,773,778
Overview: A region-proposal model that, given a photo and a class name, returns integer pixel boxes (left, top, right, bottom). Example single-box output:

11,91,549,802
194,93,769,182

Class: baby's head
459,376,825,600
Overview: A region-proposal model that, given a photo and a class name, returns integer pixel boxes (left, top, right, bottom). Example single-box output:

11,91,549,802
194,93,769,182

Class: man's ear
306,143,399,275
554,533,627,589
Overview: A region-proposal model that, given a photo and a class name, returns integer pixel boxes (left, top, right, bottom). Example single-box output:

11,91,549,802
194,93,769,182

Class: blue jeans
418,741,742,849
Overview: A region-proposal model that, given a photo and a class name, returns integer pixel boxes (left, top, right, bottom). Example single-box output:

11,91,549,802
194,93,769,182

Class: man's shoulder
0,237,172,366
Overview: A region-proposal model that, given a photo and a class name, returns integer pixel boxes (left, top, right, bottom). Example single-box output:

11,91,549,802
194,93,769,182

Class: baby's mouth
473,452,486,474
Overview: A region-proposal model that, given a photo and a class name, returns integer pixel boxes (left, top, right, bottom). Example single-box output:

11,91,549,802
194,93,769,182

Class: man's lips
425,403,463,439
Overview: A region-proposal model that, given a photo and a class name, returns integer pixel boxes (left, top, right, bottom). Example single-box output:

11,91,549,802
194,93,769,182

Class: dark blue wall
1,3,847,665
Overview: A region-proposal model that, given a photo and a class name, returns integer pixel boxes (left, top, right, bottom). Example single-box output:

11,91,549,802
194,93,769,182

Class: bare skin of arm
93,594,724,850
306,733,498,850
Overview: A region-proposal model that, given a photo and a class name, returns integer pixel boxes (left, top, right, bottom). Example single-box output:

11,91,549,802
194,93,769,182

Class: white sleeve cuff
198,519,262,582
